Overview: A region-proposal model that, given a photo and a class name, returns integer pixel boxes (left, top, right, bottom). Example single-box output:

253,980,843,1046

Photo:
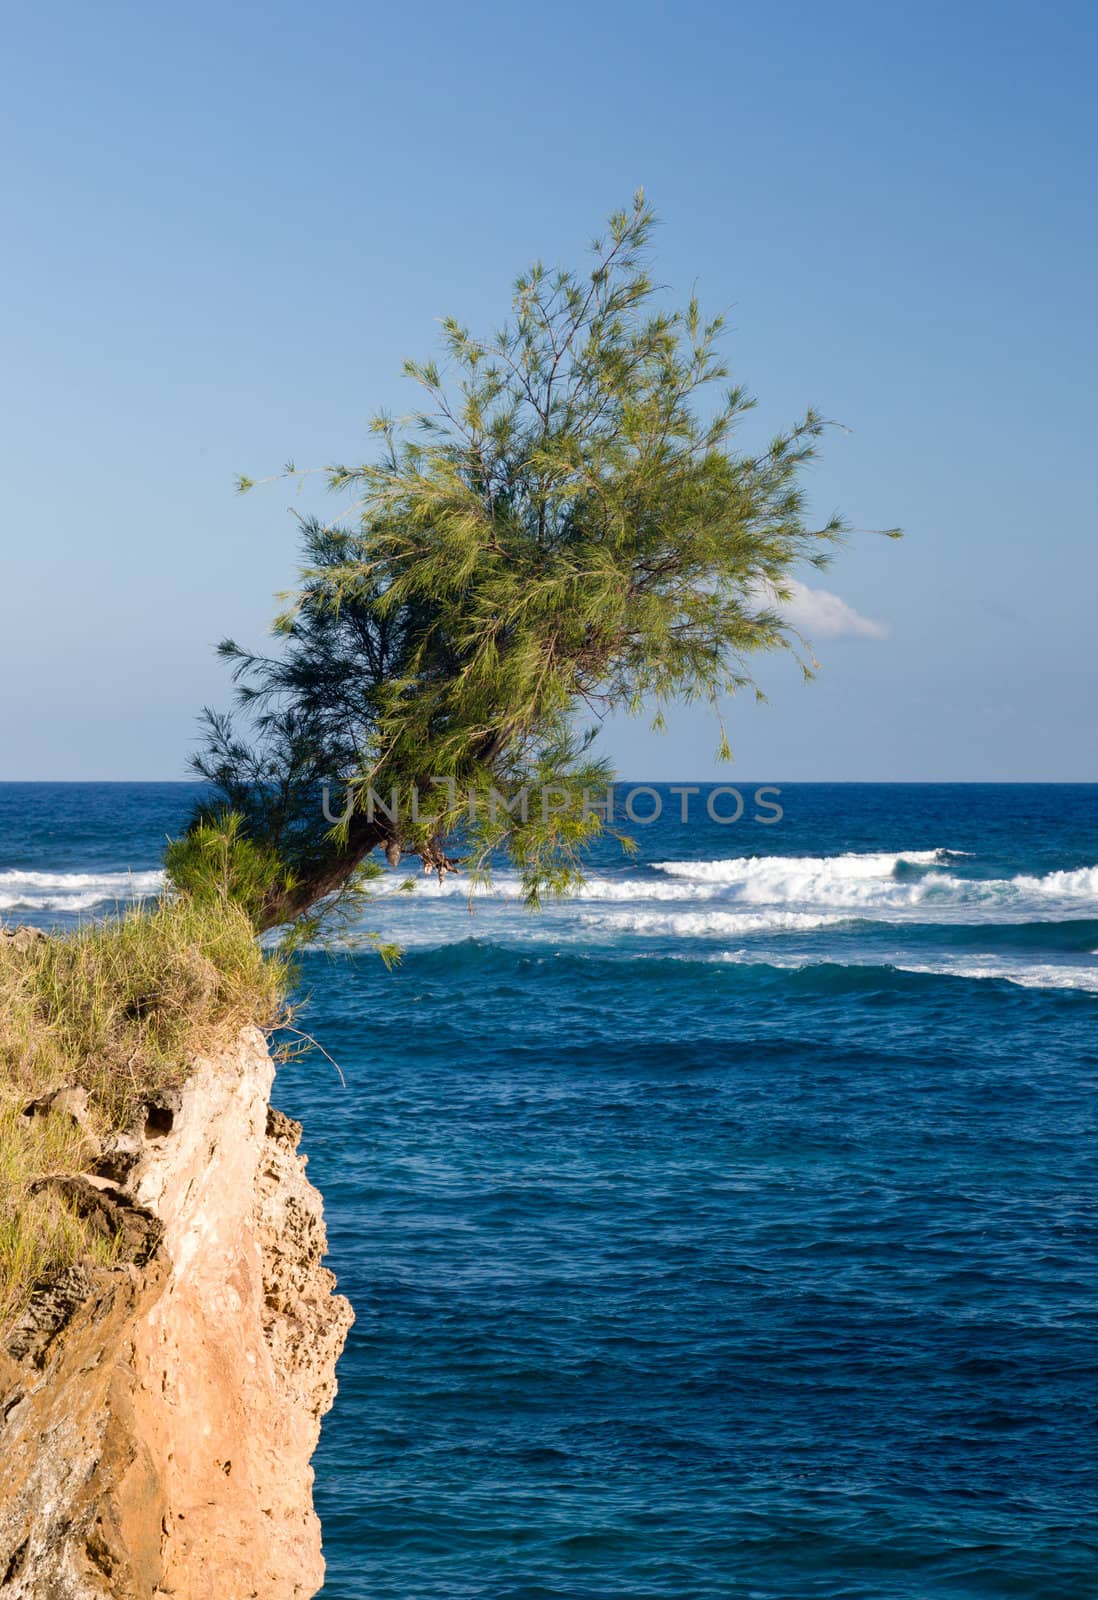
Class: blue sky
2,0,1094,780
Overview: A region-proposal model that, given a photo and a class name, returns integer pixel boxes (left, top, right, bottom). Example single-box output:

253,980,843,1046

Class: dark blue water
4,784,1098,1597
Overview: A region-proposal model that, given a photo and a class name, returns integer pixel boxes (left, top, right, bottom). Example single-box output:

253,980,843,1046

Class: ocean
2,782,1097,1598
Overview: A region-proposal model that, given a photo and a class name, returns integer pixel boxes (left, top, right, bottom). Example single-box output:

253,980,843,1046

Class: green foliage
186,193,898,931
165,810,403,959
165,811,289,923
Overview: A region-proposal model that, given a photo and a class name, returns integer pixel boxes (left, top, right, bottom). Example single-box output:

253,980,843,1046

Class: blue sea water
3,782,1097,1598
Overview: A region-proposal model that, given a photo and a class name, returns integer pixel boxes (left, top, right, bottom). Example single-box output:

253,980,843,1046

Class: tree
167,193,897,935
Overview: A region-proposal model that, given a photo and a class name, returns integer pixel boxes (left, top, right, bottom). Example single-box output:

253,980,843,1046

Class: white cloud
758,578,888,641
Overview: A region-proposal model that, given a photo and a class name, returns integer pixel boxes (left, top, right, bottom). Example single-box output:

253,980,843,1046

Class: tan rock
0,925,48,953
0,1027,353,1598
22,1084,96,1137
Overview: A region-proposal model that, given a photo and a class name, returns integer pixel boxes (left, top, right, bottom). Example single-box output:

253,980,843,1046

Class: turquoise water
3,783,1097,1597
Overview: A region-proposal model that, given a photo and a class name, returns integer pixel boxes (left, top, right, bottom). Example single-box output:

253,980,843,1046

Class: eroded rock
0,926,48,954
0,1027,353,1598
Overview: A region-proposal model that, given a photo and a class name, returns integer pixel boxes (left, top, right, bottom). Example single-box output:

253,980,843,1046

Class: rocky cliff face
0,1028,353,1599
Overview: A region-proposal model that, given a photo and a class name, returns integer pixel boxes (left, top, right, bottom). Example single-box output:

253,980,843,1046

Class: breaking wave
580,909,846,938
0,867,164,913
647,852,1098,917
710,948,1098,994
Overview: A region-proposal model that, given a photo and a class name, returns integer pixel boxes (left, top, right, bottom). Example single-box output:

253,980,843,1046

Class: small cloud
758,578,888,641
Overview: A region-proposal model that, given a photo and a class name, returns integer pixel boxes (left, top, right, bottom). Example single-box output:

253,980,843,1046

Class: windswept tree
168,194,896,935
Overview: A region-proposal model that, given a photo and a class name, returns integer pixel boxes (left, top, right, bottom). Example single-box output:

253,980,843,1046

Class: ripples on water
3,784,1097,1597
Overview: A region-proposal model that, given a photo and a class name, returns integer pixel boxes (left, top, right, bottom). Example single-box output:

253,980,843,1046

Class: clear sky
2,0,1095,781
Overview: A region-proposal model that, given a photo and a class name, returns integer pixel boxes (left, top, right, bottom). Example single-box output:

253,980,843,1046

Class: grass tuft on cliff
0,896,287,1335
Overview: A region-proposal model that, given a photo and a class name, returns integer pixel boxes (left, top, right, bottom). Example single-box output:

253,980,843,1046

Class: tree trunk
256,812,388,932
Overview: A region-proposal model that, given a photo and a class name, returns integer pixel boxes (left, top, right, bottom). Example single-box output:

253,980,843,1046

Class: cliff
0,1026,353,1599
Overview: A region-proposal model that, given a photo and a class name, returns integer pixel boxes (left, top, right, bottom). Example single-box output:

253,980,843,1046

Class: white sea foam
893,957,1098,992
1008,866,1098,899
0,868,164,913
708,949,1098,993
654,849,953,883
379,850,1098,932
574,876,723,903
645,852,1098,919
395,850,969,909
399,871,726,903
580,909,845,938
650,849,964,902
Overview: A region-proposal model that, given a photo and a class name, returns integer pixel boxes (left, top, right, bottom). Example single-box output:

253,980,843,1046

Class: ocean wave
654,848,956,883
710,949,1098,993
0,867,164,913
9,846,1098,934
396,870,729,904
895,957,1098,993
391,851,966,907
1008,865,1098,899
292,935,1098,999
646,852,1098,917
579,909,846,938
347,849,1098,926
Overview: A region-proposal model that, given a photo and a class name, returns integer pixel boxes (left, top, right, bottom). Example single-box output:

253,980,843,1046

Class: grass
0,895,288,1337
